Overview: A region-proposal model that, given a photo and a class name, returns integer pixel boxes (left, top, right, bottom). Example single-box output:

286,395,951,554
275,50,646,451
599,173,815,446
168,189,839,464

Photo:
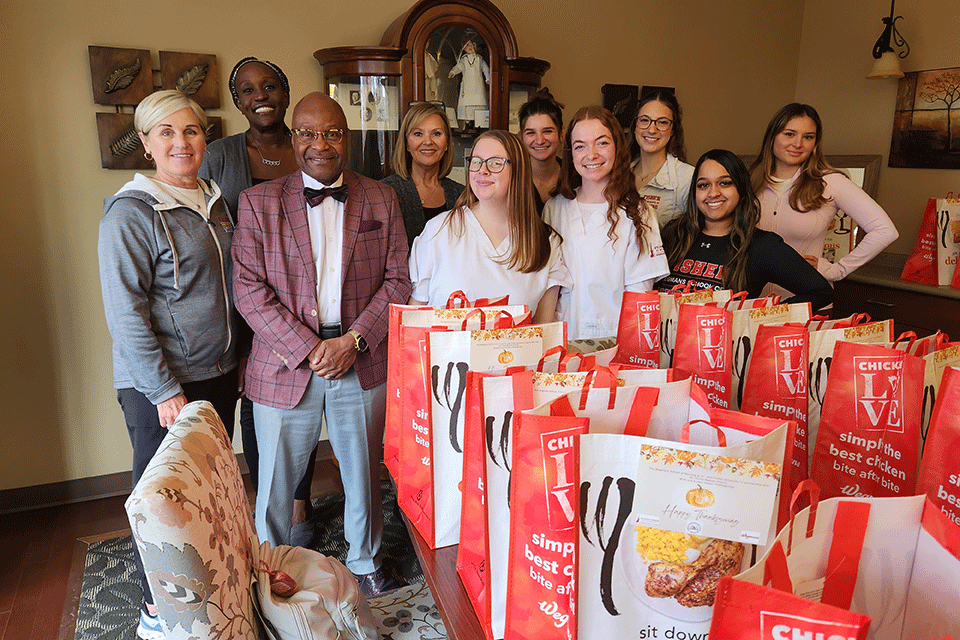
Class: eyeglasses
466,156,510,173
292,128,345,144
636,116,673,132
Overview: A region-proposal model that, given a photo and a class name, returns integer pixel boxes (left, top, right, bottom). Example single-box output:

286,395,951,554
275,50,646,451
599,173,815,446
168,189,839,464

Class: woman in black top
657,149,833,311
381,102,463,247
518,88,564,214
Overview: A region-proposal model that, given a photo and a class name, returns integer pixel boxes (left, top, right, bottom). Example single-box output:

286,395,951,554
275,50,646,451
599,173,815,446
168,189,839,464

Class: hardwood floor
0,446,342,640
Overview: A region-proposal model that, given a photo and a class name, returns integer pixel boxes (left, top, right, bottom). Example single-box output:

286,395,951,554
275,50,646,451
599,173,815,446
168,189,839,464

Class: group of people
98,55,897,640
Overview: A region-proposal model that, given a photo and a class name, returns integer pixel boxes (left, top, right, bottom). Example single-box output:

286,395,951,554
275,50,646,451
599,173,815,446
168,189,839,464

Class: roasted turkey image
644,538,744,607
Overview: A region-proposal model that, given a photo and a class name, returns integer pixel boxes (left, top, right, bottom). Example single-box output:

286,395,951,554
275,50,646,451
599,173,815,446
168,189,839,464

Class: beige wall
795,0,960,254
1,0,945,491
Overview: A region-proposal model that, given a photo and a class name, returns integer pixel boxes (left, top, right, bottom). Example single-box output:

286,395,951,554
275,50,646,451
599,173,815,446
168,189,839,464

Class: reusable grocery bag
900,197,940,285
673,302,732,408
811,341,923,500
576,411,790,640
917,365,960,520
659,287,731,368
936,196,960,285
708,576,871,640
614,290,661,369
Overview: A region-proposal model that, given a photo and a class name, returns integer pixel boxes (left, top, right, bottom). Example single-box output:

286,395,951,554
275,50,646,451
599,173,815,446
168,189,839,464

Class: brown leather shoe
353,565,406,598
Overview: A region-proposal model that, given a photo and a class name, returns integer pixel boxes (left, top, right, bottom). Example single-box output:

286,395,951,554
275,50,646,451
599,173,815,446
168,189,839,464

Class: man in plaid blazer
233,92,411,596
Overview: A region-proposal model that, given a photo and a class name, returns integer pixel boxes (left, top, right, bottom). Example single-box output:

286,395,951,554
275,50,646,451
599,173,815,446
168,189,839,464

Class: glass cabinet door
327,75,400,180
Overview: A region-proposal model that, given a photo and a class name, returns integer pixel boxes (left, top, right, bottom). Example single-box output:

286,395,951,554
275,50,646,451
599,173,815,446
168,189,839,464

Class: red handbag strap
537,345,566,371
680,420,727,447
579,366,619,410
787,479,821,554
894,330,918,353
821,500,871,610
461,307,485,330
763,540,794,593
493,310,515,329
851,313,871,326
723,291,747,309
624,387,658,437
446,290,470,308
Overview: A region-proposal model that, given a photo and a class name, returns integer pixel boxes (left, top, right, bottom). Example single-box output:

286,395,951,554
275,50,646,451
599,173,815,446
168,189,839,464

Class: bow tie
303,185,348,207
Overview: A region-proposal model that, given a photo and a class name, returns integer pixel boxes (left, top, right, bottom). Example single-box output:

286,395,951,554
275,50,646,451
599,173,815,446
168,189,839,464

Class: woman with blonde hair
98,89,239,639
409,129,569,322
750,103,897,284
544,105,669,339
382,102,463,246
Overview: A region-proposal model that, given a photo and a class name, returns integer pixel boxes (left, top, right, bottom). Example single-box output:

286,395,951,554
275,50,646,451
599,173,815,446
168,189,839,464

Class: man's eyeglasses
292,128,345,144
636,116,673,132
466,156,510,173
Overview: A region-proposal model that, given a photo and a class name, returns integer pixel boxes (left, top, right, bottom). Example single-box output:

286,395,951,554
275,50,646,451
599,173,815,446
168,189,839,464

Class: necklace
465,53,477,67
254,144,281,167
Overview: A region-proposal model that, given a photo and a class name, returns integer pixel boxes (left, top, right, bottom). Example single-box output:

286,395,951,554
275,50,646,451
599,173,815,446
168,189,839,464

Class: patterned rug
72,484,446,639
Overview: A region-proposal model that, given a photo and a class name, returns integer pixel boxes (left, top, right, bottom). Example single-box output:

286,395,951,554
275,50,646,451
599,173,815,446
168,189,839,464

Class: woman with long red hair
544,106,669,339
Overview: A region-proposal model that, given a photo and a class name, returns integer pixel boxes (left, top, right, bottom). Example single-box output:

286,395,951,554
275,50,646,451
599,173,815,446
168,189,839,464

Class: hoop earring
144,151,153,161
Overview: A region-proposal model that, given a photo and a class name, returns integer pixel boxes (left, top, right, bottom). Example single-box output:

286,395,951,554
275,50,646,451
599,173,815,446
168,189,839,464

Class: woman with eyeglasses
518,87,564,214
98,90,239,640
198,56,317,547
657,149,833,310
544,106,669,340
381,102,463,247
749,103,897,283
630,89,694,228
408,130,569,323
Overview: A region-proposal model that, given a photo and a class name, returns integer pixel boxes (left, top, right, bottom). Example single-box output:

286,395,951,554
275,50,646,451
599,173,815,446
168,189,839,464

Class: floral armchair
125,400,376,640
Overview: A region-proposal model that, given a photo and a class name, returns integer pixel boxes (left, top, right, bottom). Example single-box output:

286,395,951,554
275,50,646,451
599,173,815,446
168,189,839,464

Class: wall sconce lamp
867,0,910,79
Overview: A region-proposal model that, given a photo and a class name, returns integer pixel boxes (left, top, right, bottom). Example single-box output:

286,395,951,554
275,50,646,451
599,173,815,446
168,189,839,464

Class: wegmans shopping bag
901,197,940,285
404,319,565,549
463,367,671,640
577,412,791,640
740,323,810,498
738,485,960,640
708,577,871,640
811,341,923,500
918,365,960,523
386,300,524,476
614,291,661,368
673,302,732,408
936,196,960,285
731,302,811,411
806,319,894,472
659,287,732,368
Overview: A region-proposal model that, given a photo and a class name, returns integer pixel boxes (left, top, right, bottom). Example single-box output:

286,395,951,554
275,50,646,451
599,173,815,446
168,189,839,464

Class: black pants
118,369,238,606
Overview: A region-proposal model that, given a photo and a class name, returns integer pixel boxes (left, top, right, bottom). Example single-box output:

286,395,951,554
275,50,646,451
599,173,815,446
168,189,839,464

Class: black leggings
118,369,238,606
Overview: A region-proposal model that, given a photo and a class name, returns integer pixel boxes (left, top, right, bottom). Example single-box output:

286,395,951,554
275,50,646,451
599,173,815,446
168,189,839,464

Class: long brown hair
663,149,760,293
559,105,652,251
448,130,553,273
749,103,838,212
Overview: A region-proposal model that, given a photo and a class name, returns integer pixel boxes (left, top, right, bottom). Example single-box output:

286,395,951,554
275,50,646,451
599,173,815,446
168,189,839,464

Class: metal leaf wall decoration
105,57,142,94
176,64,208,95
110,126,140,157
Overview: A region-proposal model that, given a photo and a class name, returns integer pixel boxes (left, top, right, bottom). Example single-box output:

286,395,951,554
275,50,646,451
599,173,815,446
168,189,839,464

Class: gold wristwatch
347,329,368,353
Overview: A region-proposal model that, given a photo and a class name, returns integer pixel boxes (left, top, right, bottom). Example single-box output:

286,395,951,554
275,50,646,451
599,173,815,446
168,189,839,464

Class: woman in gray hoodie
98,89,239,640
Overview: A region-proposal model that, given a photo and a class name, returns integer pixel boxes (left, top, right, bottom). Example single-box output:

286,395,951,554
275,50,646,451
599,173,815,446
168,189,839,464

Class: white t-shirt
410,206,571,312
636,153,695,228
544,195,670,340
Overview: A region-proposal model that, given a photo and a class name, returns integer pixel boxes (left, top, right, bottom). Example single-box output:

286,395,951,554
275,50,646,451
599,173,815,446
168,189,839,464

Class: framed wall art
889,66,960,169
159,51,220,109
88,46,153,106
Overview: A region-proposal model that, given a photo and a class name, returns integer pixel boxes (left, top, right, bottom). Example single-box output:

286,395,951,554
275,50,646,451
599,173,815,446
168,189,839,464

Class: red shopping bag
918,365,960,522
504,384,659,640
709,577,871,640
614,290,660,369
811,341,924,500
673,302,732,408
740,323,810,500
901,198,939,284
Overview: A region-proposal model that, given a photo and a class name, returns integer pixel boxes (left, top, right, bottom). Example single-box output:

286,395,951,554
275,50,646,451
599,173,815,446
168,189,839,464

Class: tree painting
890,67,960,169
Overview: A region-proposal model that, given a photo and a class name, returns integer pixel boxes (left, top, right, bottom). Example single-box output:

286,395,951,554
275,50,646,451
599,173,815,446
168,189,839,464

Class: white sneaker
137,608,165,640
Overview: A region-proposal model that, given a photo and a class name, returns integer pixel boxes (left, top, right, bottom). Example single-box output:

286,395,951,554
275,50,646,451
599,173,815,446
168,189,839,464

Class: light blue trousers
254,369,386,574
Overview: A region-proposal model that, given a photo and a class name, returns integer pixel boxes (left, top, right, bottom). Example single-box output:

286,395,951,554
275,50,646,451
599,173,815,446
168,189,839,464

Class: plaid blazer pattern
232,170,411,410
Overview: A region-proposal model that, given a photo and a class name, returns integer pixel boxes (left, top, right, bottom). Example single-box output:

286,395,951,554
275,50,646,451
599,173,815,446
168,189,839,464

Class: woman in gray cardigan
381,102,463,247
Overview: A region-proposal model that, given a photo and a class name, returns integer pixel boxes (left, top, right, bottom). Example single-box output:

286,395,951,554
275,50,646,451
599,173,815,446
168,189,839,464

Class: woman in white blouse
409,130,569,323
544,106,669,340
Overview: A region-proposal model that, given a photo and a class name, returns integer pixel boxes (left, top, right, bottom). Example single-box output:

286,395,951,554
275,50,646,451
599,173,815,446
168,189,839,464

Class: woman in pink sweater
750,103,897,283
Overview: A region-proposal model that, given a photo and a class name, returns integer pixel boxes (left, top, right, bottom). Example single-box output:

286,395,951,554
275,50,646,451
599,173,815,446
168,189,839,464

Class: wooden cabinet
314,0,550,179
833,257,960,338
